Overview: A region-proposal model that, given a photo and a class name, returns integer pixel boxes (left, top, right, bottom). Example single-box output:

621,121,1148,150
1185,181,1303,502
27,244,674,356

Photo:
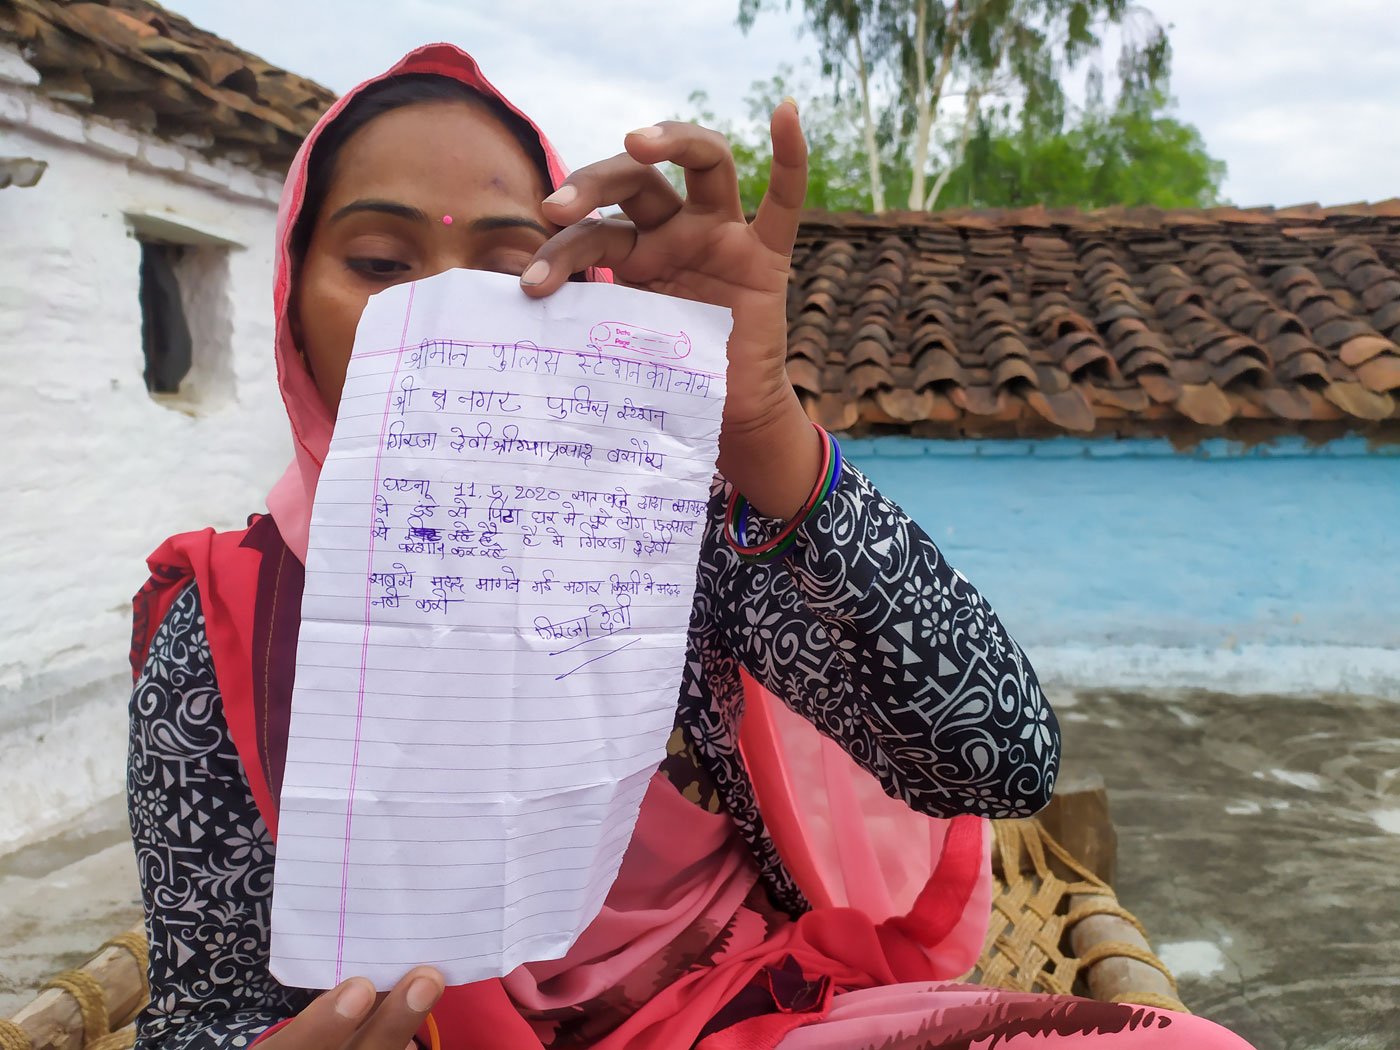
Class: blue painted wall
845,436,1400,651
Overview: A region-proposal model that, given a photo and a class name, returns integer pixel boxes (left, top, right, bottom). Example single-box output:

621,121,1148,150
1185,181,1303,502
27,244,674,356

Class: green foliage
736,0,1187,210
678,75,1225,212
676,74,888,212
941,90,1227,209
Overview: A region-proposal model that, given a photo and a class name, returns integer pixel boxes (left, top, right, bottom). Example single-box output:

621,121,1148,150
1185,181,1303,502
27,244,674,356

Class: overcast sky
167,0,1400,209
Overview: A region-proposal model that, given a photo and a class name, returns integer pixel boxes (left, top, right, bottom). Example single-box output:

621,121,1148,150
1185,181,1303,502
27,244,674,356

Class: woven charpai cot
0,930,148,1050
0,819,1184,1050
971,819,1186,1013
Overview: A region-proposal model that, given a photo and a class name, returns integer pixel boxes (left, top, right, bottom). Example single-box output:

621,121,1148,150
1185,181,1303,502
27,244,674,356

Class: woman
127,44,1251,1050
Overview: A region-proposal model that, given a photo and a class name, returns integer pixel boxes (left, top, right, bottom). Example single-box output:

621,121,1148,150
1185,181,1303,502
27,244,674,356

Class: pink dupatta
739,675,991,977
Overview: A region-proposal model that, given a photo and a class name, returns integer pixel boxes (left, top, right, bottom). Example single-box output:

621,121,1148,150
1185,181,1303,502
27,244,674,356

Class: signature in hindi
534,598,638,680
553,636,640,681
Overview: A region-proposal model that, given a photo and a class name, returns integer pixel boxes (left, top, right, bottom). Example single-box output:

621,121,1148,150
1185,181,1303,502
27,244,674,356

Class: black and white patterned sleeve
693,463,1059,819
128,583,314,1050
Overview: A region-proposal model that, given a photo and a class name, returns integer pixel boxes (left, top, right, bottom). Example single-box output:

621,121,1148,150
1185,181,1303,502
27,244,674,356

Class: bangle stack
723,423,843,564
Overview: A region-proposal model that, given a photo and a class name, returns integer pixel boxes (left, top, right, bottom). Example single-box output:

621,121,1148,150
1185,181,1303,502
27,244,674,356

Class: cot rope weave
1075,941,1181,989
98,932,150,1028
40,971,110,1048
99,933,148,988
0,1019,32,1050
1064,898,1148,936
972,818,1190,1014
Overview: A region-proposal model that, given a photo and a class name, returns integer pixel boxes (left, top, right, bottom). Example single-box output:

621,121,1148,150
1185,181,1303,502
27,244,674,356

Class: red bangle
723,423,831,558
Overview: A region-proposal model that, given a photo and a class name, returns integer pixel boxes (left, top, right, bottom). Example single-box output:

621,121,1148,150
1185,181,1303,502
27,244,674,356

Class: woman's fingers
530,117,792,299
751,99,808,257
256,978,376,1050
542,154,682,232
623,121,743,218
260,969,443,1050
549,121,742,225
346,967,443,1050
519,217,639,296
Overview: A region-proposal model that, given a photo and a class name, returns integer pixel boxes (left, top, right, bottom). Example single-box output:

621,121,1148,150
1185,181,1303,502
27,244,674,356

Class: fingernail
543,184,577,207
335,979,374,1020
626,125,664,139
406,975,441,1013
519,260,549,286
405,1041,418,1050
782,95,799,113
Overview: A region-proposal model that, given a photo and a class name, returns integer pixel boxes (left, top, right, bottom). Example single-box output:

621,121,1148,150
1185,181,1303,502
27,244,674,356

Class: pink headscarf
264,43,606,561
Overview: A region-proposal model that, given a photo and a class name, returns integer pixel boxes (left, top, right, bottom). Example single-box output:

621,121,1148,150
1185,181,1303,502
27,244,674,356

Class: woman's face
294,100,554,411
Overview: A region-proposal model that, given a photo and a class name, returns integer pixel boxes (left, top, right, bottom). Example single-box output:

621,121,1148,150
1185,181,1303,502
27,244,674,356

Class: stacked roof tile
0,0,334,171
788,206,1400,439
5,3,1399,439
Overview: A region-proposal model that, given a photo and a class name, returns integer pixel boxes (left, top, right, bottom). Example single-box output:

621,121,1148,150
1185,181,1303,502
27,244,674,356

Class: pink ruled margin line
335,284,418,983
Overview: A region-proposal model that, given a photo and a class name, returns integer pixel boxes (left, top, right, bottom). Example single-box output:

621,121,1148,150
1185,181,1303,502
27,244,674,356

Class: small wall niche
127,210,242,412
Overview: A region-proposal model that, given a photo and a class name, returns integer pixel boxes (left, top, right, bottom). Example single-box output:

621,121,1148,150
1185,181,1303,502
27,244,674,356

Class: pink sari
134,42,1256,1050
432,694,1255,1049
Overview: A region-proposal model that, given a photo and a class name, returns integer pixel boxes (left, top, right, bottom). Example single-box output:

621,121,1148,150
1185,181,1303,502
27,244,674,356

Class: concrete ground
0,793,139,1016
2,689,1397,1048
1057,688,1400,1050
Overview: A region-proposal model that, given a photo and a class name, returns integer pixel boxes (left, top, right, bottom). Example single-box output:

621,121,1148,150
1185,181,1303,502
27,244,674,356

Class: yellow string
40,970,110,1046
0,1018,32,1050
99,932,150,994
1075,940,1180,991
425,1012,441,1050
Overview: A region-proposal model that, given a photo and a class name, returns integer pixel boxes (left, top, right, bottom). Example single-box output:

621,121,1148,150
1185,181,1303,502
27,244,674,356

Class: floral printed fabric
128,583,313,1049
128,463,1059,1048
682,465,1059,913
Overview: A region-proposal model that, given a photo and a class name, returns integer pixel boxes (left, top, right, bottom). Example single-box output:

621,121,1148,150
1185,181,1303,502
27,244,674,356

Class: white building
0,0,334,851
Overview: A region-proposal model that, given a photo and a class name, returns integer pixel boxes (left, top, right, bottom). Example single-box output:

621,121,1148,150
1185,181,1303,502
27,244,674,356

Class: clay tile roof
0,0,335,172
789,207,1400,439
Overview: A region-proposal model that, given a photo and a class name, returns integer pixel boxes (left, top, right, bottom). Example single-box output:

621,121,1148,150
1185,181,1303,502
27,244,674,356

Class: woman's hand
522,102,822,519
258,967,443,1050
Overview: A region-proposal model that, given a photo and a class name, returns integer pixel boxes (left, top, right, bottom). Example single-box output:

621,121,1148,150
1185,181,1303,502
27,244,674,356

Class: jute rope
972,818,1188,1013
98,932,149,1029
1076,940,1180,988
0,1019,31,1050
1,925,152,1050
40,971,110,1048
99,934,147,982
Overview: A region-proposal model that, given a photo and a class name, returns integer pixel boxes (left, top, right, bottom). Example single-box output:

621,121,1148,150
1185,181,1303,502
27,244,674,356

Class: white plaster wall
0,52,294,850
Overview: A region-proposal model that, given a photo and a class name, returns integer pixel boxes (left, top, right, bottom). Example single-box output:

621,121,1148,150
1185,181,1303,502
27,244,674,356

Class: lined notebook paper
268,269,730,989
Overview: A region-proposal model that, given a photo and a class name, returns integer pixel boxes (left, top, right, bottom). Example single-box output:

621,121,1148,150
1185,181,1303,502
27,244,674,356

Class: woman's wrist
725,422,839,563
716,393,824,520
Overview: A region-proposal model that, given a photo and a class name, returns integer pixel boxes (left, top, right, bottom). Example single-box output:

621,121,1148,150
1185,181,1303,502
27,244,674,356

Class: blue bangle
732,428,841,563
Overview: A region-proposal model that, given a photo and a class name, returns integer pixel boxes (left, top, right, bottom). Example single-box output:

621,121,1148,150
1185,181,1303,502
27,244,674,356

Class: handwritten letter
269,269,730,989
